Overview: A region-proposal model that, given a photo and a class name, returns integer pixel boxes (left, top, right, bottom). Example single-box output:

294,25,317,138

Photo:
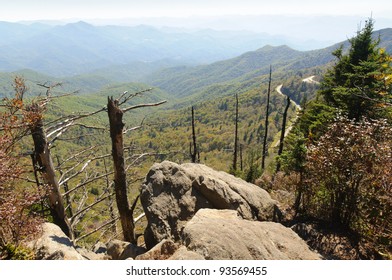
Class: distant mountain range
0,21,303,77
142,27,392,100
0,21,391,106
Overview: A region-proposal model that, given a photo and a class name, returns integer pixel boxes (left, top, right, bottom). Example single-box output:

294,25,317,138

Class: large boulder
28,223,84,260
180,209,321,260
140,161,279,248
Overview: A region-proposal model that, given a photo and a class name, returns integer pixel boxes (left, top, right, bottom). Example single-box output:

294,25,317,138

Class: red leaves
303,115,391,255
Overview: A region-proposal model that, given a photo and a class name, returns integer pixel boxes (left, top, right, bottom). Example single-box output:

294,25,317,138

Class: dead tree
104,158,117,234
5,77,158,244
262,65,272,170
276,96,291,173
240,144,243,171
107,97,134,243
189,106,198,163
107,94,166,243
56,155,74,218
27,102,73,239
232,94,239,171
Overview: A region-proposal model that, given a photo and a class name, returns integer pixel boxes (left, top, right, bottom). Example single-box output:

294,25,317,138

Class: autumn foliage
303,115,392,257
0,77,43,258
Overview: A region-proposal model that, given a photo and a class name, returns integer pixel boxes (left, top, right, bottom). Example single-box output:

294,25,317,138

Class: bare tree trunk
233,94,239,171
240,144,243,171
29,104,73,239
276,96,291,173
190,106,198,163
262,65,272,170
107,97,136,244
104,158,117,234
56,155,74,218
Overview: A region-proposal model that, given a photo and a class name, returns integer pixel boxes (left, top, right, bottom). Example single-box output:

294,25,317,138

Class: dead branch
58,150,112,185
36,81,63,97
72,187,88,225
62,171,114,197
70,193,114,225
125,153,152,172
123,125,143,134
74,217,119,243
134,213,146,224
73,123,107,130
56,155,74,218
47,121,74,146
58,154,94,184
122,100,167,113
56,146,98,169
59,159,91,187
45,107,106,132
55,132,102,142
123,116,146,134
117,88,153,106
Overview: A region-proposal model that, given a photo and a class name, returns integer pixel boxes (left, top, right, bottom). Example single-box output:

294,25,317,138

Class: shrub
303,115,392,257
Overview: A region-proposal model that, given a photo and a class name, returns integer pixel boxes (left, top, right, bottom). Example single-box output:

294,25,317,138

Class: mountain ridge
0,21,309,77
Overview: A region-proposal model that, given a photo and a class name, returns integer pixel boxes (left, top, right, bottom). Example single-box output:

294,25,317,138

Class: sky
1,0,391,21
1,0,391,46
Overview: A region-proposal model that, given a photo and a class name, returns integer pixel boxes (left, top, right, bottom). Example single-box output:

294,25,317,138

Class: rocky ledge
28,161,321,260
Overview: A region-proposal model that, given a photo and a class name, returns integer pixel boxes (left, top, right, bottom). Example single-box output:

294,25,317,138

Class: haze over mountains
0,20,303,77
2,19,391,79
0,20,391,106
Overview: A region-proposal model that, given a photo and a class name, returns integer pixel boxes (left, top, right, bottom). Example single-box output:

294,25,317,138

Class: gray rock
120,243,147,260
135,239,178,260
181,209,321,260
45,250,65,260
140,161,278,248
106,239,129,260
28,223,84,260
76,247,108,260
106,239,147,260
169,246,205,260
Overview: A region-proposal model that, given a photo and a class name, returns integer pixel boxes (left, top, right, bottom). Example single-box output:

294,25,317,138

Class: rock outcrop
179,209,321,260
140,161,279,248
135,239,179,260
27,161,320,261
28,223,84,260
106,239,146,260
168,246,205,260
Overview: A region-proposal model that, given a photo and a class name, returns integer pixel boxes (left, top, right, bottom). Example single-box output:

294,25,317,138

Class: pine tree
320,18,391,121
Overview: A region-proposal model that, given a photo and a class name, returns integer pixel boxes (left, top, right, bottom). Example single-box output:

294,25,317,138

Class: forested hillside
0,19,391,260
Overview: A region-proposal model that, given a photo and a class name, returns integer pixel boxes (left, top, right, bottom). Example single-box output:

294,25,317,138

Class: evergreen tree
320,18,391,120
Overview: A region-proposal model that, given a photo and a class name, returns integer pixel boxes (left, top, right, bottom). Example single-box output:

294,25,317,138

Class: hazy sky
1,0,391,46
1,0,391,21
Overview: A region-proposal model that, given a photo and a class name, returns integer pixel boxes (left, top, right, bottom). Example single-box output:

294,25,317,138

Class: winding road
272,76,317,147
301,75,320,84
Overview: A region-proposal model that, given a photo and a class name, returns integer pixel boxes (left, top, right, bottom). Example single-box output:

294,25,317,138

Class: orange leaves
303,115,392,255
12,76,27,101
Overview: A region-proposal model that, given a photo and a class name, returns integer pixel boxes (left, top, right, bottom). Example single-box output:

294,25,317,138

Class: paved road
302,75,320,84
273,76,318,147
272,84,301,147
